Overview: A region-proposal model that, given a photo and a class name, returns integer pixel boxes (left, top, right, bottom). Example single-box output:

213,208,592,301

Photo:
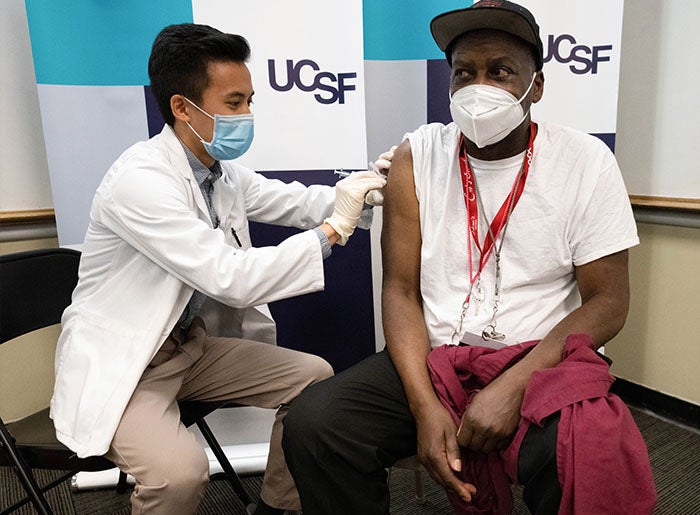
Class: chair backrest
0,248,80,345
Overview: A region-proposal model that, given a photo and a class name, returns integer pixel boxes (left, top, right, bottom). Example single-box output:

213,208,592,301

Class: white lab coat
50,124,357,457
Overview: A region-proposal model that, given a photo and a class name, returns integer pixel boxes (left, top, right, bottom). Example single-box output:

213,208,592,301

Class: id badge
460,331,508,349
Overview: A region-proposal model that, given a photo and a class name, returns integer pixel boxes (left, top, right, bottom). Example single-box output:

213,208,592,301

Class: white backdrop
194,0,367,171
524,0,624,134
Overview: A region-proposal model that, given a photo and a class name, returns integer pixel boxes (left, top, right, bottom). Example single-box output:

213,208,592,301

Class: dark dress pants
282,350,561,515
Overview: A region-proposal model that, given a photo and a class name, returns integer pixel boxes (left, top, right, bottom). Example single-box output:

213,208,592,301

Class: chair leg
116,470,129,494
413,469,425,505
195,418,252,506
0,424,53,515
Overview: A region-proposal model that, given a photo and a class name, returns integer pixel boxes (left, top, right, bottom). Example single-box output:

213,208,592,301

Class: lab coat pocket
224,218,249,249
52,310,149,441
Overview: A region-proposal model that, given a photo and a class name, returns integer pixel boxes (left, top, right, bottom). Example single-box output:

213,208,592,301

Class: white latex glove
326,171,386,245
365,145,397,207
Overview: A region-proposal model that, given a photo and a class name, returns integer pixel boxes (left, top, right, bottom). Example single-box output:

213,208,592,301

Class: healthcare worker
49,23,388,515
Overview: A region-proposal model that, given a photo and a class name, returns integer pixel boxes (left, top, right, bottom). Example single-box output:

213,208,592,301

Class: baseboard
611,377,700,430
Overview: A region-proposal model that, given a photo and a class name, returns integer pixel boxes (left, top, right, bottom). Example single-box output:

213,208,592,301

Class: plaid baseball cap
430,0,544,69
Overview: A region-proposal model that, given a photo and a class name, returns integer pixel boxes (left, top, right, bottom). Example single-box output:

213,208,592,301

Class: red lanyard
458,122,536,301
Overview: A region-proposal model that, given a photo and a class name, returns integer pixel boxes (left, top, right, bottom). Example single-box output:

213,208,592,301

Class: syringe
333,161,384,178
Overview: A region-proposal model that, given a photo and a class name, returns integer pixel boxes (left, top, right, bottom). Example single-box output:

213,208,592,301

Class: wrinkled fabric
427,334,657,515
407,121,640,349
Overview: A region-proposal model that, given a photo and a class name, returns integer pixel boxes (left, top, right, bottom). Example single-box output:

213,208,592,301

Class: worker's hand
456,373,524,453
365,145,397,206
415,403,477,504
326,171,386,245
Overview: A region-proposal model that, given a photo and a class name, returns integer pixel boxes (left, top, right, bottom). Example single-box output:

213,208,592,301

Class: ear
532,71,545,104
170,94,190,123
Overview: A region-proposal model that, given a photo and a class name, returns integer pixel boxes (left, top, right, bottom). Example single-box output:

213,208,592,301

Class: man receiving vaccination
283,1,656,514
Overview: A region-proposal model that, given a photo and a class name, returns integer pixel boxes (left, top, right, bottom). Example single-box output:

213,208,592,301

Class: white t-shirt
406,121,639,348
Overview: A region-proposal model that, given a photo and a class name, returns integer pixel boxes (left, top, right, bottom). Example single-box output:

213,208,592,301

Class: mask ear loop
509,72,538,131
516,73,538,104
182,96,215,145
186,122,209,145
183,96,215,120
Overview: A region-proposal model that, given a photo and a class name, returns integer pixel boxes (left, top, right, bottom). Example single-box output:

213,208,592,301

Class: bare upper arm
381,140,422,299
573,249,631,341
575,250,629,303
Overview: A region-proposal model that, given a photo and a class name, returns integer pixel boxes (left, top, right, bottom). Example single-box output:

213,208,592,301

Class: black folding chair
0,248,118,514
1,249,253,513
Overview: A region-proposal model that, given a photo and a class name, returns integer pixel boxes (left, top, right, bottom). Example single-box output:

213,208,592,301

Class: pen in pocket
231,228,242,247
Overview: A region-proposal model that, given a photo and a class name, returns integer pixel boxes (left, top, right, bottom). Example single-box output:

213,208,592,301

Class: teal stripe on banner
363,0,472,60
24,0,193,85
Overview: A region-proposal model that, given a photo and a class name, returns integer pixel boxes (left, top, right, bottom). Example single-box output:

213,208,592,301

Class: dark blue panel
251,170,376,373
144,86,166,138
590,133,616,153
427,59,452,125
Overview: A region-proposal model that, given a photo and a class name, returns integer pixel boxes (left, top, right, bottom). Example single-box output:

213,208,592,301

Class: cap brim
431,7,538,52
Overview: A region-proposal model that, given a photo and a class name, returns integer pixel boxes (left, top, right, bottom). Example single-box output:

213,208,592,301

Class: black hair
148,23,250,126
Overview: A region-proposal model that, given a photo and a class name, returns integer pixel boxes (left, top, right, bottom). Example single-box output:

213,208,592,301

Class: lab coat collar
213,165,238,225
158,124,212,225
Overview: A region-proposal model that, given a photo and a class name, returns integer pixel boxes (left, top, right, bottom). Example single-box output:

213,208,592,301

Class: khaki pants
105,317,333,514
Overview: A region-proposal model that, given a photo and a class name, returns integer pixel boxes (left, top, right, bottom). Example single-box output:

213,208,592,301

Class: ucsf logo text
268,59,357,104
544,34,613,74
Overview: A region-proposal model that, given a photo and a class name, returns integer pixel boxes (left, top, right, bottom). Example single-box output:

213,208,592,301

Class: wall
614,1,700,202
608,224,700,403
605,0,700,405
0,0,59,420
1,0,699,419
0,237,59,421
0,0,53,213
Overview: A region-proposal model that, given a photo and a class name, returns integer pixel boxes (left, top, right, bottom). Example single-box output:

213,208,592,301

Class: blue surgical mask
184,97,254,161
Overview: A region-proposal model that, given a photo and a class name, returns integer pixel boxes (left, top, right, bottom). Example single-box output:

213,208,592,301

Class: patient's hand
415,402,478,503
457,373,524,453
